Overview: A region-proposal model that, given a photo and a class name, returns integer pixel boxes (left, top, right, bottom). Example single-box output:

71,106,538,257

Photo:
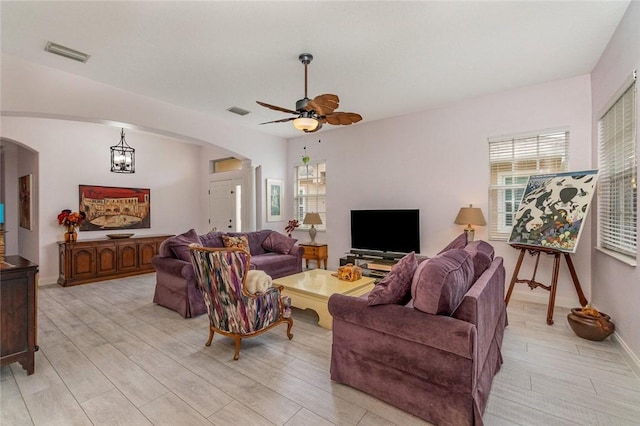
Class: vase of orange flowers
57,209,86,242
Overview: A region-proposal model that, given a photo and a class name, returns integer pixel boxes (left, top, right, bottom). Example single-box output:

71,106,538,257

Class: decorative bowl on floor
567,307,615,341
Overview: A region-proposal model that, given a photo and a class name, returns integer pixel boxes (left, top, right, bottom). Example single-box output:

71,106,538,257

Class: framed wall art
19,174,32,230
78,185,151,231
266,178,283,222
507,170,598,253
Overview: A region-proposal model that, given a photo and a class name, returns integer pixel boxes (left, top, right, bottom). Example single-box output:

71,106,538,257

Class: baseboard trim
508,289,578,309
511,290,640,379
611,332,640,381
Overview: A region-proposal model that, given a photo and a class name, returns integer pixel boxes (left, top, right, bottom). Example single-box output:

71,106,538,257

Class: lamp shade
454,204,486,226
293,117,319,132
303,212,322,225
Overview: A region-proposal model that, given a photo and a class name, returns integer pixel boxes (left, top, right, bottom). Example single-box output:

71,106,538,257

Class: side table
300,243,328,269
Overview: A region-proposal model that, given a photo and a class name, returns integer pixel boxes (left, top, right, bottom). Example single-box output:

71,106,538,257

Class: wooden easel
505,244,588,325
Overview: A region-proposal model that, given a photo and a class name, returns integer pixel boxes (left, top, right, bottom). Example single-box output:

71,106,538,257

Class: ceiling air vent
227,107,250,116
45,41,90,63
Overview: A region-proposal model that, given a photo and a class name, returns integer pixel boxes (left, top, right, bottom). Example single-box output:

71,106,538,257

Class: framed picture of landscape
78,185,151,231
507,170,598,253
266,178,283,222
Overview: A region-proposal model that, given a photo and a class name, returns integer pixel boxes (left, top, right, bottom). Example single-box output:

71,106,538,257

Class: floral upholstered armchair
189,245,294,360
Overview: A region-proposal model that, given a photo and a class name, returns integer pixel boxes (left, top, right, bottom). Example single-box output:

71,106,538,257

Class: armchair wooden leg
285,318,294,340
233,337,242,360
206,326,214,346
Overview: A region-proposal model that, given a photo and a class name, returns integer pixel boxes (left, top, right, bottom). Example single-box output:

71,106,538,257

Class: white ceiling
0,1,630,139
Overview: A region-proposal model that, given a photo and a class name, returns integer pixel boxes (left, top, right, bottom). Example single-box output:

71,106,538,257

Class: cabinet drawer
305,246,320,256
302,245,327,258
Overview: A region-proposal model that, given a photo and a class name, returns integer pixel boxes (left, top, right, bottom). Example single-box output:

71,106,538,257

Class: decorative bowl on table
567,306,615,341
106,233,134,239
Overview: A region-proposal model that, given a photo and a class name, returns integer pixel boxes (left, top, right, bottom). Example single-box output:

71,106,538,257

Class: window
294,161,326,230
488,130,569,240
598,75,637,260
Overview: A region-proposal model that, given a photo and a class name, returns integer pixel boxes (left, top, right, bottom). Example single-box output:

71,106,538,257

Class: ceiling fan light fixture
293,117,319,132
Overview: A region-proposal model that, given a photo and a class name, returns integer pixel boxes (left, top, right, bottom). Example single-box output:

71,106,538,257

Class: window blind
598,79,637,259
294,161,327,230
488,131,569,240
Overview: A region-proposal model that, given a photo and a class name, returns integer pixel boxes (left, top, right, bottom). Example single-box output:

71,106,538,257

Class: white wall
590,1,640,361
288,74,593,308
1,56,288,284
0,142,20,252
1,118,203,284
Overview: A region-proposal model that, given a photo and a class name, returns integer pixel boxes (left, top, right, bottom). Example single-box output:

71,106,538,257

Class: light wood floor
2,274,639,426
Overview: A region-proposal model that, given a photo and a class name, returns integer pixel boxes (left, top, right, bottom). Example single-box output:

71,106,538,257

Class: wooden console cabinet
1,256,38,375
58,234,171,286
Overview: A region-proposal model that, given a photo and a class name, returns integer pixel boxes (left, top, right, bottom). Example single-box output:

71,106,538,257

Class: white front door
209,179,242,232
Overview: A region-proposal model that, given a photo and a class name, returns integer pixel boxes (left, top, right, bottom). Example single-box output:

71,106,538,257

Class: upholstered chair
189,245,293,360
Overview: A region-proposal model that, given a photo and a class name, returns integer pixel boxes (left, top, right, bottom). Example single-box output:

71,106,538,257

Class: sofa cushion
222,235,250,252
437,233,468,254
167,229,201,262
250,253,299,280
200,231,224,248
368,252,417,306
464,240,494,281
226,230,272,255
411,249,475,315
262,231,297,254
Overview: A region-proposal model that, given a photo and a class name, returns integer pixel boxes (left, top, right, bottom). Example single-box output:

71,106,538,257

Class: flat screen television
350,209,420,254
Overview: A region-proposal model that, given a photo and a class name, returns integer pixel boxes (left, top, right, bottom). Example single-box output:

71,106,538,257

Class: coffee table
273,269,376,329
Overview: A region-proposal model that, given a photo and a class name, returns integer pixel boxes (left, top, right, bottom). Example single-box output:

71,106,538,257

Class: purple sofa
328,241,507,426
152,229,303,318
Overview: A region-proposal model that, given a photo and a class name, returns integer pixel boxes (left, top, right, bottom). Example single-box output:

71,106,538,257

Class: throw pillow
168,229,201,262
262,231,297,254
199,231,224,248
368,252,418,306
437,233,468,254
222,234,250,252
411,249,474,315
464,240,494,281
245,270,273,294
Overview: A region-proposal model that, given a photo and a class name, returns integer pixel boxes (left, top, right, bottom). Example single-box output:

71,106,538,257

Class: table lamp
303,212,322,244
454,204,486,242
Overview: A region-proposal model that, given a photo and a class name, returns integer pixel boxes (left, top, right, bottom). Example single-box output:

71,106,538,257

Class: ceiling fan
257,53,362,133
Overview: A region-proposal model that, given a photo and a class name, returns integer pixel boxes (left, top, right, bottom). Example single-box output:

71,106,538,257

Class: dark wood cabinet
0,256,38,375
96,242,117,276
58,235,171,286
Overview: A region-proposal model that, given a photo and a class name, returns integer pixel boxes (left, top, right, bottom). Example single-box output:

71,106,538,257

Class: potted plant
567,305,615,341
57,209,86,242
284,219,300,238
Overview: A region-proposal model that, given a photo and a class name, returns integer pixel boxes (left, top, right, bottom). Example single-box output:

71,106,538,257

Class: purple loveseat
328,241,507,426
152,229,303,318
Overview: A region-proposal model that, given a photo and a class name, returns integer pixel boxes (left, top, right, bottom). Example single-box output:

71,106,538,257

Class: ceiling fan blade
306,94,339,115
256,101,298,115
323,112,363,126
259,117,297,125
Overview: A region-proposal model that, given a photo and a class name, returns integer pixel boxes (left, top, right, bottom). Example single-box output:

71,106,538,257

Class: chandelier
110,128,135,173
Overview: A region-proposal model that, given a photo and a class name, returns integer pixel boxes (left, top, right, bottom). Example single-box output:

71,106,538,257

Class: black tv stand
339,250,414,280
348,249,407,262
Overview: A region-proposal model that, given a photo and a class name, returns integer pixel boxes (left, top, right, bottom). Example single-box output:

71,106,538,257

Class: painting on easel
508,170,598,253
